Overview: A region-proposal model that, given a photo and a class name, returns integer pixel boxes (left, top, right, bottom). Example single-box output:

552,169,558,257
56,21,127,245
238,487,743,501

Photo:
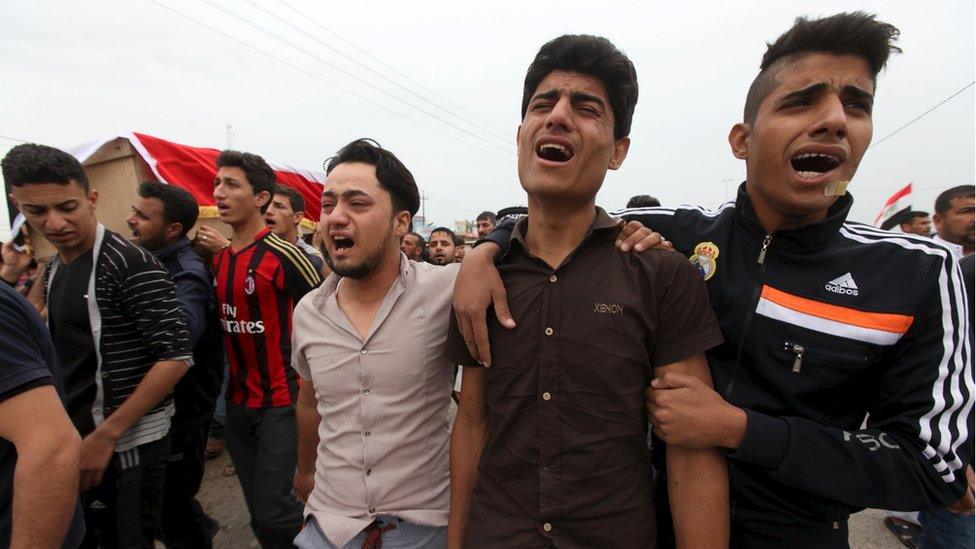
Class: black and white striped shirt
46,225,192,452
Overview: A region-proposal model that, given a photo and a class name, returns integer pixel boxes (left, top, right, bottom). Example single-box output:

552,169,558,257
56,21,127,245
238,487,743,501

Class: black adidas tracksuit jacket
615,185,972,533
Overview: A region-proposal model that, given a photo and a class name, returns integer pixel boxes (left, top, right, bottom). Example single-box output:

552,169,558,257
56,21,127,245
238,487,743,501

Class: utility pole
421,192,428,226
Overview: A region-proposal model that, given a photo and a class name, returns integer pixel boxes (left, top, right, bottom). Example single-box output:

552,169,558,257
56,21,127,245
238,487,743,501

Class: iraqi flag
875,183,912,230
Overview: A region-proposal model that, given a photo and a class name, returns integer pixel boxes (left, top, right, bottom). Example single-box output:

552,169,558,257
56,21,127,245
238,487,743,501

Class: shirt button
545,327,554,336
363,388,370,395
542,392,552,401
549,275,557,283
364,431,371,437
361,346,367,354
543,522,552,532
366,469,372,476
369,507,376,514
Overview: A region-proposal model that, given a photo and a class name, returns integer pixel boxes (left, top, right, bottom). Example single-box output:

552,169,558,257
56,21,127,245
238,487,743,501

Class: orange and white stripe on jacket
755,285,914,346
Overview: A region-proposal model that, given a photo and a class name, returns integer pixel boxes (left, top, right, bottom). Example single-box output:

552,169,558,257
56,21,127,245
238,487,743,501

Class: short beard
324,234,392,280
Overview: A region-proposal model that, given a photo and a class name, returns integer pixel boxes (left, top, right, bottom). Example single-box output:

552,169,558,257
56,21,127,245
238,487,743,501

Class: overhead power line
870,81,974,149
242,0,513,144
145,0,513,162
273,0,514,140
197,0,514,156
0,135,28,144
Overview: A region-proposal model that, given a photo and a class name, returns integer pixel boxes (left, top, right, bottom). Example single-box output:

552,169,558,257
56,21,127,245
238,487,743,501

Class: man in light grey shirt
291,139,457,548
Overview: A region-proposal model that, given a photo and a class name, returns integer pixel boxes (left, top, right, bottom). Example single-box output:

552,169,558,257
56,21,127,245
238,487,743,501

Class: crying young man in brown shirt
446,35,729,548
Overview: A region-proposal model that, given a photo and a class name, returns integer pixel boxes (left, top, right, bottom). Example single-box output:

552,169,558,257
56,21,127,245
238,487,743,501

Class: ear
8,193,19,211
255,190,271,209
294,210,305,224
933,213,944,232
608,137,630,171
393,211,411,238
165,222,184,241
729,123,750,160
88,188,100,209
516,125,522,155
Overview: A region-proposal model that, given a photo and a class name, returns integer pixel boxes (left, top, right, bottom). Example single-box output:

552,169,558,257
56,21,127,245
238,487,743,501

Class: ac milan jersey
213,228,321,408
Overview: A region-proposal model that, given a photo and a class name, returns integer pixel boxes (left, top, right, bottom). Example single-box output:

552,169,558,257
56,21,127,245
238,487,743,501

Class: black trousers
225,403,303,549
160,419,217,548
79,437,169,549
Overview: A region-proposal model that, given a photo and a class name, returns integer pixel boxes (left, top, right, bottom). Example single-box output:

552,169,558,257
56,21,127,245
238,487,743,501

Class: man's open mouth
536,142,575,163
333,235,355,252
265,219,276,227
790,153,842,179
216,203,230,213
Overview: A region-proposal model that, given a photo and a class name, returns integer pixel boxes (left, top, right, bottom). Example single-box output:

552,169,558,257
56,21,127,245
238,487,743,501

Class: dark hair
476,211,497,223
216,149,276,212
429,227,456,242
324,139,420,217
626,194,660,208
935,185,975,215
137,181,199,237
274,184,305,213
743,12,901,123
1,143,90,192
405,232,426,248
905,210,930,220
522,35,638,139
453,234,465,246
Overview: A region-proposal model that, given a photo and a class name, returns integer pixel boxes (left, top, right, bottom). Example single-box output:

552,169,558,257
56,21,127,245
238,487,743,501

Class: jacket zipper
724,234,772,399
787,343,805,373
785,341,869,373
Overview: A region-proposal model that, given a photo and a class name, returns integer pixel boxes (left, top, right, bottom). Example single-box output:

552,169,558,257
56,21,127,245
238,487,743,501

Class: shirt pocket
780,340,870,376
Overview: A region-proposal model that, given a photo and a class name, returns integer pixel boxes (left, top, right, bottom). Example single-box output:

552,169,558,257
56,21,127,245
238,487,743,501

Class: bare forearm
448,416,488,549
11,431,80,548
98,360,188,439
296,391,320,475
667,446,729,548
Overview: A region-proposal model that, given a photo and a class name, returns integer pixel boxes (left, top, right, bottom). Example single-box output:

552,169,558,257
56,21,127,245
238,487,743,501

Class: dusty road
196,451,904,548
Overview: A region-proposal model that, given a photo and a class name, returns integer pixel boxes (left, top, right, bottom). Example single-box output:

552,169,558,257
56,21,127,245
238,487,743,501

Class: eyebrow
321,189,372,201
530,89,607,110
21,199,79,209
780,82,874,104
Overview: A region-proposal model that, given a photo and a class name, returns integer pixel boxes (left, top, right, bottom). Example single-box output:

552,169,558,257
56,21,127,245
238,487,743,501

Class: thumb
652,372,693,389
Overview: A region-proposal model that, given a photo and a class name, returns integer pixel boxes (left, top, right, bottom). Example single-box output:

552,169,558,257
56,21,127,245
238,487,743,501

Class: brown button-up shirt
447,208,723,548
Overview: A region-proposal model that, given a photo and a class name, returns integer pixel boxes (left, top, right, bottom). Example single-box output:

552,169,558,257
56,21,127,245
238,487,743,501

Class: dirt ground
196,451,904,548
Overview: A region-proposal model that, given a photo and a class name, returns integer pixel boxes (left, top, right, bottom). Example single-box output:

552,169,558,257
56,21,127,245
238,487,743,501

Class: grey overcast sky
1,0,973,235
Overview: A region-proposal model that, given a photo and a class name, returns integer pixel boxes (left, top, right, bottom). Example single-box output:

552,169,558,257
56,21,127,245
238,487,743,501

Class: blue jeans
294,516,446,549
918,508,975,549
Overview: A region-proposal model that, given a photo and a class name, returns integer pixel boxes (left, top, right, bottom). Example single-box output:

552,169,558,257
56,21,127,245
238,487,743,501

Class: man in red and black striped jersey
211,149,321,548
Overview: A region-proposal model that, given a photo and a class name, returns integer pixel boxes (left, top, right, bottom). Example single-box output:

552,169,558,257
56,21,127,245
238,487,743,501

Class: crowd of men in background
0,9,972,549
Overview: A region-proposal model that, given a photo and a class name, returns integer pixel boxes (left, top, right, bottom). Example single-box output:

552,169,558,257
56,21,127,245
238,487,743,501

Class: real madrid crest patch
689,241,720,281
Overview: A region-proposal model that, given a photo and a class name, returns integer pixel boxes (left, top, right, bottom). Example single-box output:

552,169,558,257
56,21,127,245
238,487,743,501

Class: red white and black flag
875,182,912,230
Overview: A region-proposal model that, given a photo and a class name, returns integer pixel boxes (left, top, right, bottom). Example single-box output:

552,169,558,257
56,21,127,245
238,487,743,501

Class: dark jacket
615,185,972,528
153,237,223,431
